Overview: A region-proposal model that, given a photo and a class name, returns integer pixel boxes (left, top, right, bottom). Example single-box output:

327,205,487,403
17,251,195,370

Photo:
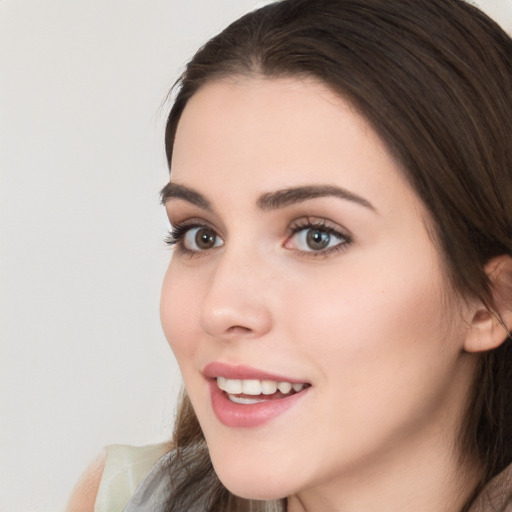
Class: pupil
307,229,330,250
196,229,215,249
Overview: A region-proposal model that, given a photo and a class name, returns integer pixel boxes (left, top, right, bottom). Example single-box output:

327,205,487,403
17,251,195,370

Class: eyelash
165,223,190,246
165,218,352,257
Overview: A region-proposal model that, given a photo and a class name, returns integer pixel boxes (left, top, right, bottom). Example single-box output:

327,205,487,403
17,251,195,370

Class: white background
1,1,510,511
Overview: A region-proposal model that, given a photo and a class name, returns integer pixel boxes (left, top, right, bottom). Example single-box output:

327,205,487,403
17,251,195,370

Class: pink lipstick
203,362,311,428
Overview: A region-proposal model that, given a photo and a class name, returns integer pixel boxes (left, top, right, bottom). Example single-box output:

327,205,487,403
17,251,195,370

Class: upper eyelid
168,216,219,232
288,217,352,237
169,217,350,233
165,195,355,228
287,224,351,243
166,203,225,232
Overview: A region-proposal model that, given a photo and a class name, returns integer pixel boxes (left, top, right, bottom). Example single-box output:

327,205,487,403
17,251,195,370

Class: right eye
183,226,223,251
167,224,224,253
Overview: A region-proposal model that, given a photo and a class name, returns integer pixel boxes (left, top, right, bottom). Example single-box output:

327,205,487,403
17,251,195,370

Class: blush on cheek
292,254,448,368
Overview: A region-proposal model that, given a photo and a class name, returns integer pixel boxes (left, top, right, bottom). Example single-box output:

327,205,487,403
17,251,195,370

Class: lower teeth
228,394,267,405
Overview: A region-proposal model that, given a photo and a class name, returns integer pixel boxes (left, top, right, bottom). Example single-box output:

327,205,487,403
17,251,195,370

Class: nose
199,245,273,340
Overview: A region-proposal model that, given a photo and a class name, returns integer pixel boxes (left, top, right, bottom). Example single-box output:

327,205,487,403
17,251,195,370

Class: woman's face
160,77,476,503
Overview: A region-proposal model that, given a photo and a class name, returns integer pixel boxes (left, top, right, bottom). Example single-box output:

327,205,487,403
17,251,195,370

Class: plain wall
0,1,510,511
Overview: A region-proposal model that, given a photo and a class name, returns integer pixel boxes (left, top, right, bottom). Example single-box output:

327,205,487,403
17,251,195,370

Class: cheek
276,251,465,467
160,263,201,364
284,245,456,382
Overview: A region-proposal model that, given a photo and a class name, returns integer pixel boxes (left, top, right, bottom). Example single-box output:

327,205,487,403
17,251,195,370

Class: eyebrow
161,182,376,213
257,185,376,212
160,182,212,211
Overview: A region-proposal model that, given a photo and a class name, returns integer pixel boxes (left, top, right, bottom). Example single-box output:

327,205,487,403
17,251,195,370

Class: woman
68,0,512,510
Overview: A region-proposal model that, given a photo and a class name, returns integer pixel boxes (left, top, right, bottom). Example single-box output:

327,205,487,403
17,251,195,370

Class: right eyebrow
160,182,212,211
256,184,376,212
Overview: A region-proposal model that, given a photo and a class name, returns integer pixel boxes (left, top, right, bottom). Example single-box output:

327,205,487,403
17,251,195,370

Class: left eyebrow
257,185,377,213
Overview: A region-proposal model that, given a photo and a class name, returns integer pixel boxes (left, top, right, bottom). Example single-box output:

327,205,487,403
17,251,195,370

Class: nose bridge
199,239,273,339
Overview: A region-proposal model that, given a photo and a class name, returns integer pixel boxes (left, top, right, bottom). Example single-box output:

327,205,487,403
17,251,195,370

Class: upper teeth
216,377,306,395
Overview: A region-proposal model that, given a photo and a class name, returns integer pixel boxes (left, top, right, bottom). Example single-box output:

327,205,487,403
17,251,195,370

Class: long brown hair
162,1,512,510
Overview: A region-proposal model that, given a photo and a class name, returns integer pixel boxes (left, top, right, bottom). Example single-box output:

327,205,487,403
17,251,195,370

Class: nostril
226,325,253,335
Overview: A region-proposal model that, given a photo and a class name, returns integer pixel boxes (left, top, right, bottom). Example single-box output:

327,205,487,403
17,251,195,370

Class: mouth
203,363,311,428
216,377,310,405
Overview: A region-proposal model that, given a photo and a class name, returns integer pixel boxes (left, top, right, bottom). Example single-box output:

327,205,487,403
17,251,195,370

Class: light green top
94,442,171,512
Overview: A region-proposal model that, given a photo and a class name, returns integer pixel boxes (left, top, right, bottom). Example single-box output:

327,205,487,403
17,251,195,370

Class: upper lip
203,362,309,384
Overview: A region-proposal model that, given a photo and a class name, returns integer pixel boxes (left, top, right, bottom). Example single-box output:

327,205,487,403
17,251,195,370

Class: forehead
172,76,370,173
170,76,420,218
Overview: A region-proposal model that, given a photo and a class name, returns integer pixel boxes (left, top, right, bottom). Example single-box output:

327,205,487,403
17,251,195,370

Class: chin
209,451,297,501
215,472,289,501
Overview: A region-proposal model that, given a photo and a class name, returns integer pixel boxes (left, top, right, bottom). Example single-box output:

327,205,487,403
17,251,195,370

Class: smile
203,363,311,428
216,377,308,404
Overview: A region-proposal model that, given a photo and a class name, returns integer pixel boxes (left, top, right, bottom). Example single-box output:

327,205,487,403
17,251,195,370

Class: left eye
287,227,348,252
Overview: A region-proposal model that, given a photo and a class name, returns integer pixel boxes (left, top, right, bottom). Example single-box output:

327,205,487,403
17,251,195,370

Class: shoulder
66,442,173,512
65,449,107,512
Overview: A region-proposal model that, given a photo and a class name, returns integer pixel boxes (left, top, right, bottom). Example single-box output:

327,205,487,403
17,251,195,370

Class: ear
464,255,512,353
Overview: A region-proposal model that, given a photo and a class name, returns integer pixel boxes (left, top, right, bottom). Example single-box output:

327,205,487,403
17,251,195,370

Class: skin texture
66,451,106,512
160,77,481,512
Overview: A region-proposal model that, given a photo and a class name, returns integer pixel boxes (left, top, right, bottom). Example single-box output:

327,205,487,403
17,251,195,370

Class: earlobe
464,255,512,353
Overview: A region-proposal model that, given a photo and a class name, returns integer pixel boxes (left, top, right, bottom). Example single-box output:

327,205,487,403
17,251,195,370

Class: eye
166,223,224,253
285,220,351,255
184,226,223,251
292,228,344,251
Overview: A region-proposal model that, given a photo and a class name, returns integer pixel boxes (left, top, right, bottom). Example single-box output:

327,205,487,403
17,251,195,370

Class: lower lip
209,380,309,428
